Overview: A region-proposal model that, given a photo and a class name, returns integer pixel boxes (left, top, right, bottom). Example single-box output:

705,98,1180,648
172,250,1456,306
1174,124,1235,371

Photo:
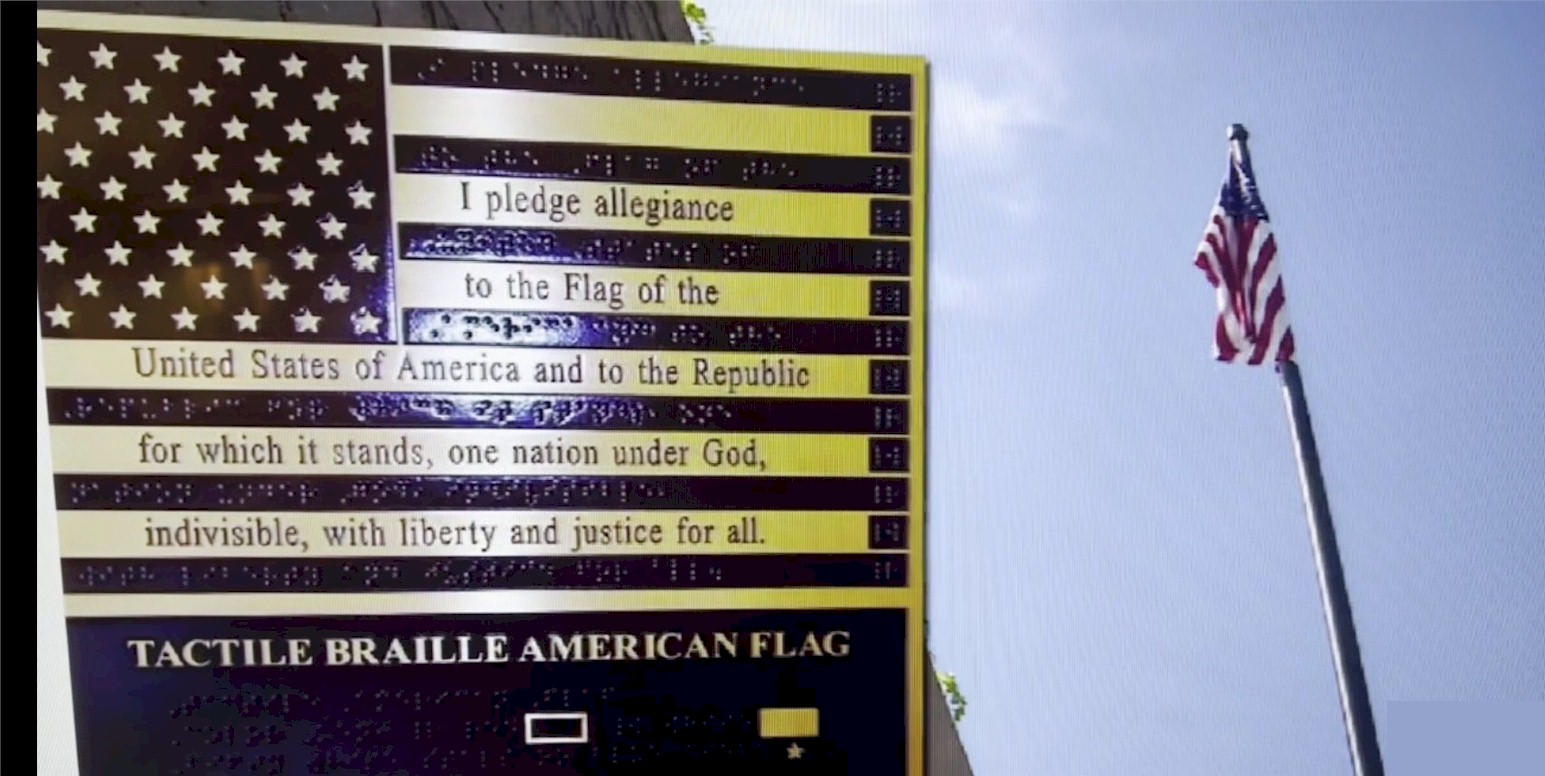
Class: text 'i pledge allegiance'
458,180,735,227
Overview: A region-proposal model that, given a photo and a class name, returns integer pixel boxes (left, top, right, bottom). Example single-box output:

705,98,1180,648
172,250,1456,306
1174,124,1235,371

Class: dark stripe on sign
398,223,910,275
61,554,908,593
403,310,910,355
56,475,910,511
389,47,913,111
46,390,909,434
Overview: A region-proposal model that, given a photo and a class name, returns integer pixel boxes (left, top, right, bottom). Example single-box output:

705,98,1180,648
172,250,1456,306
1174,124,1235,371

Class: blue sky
712,3,1545,774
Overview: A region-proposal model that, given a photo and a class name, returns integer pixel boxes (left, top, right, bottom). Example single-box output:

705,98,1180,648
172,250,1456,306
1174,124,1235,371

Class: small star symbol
153,46,181,72
166,243,195,267
188,81,216,106
313,87,340,111
45,304,73,329
280,53,308,78
65,142,92,168
37,41,52,66
171,307,199,331
163,179,191,204
129,144,157,170
320,276,351,303
251,83,278,109
342,55,370,81
70,207,98,233
100,176,127,201
262,276,290,300
89,44,118,69
290,246,318,270
319,213,347,240
200,274,229,299
293,308,321,333
234,308,261,332
60,76,87,101
349,184,377,210
94,111,122,135
123,78,152,104
37,109,57,133
786,743,804,760
287,183,315,207
345,120,373,145
139,274,166,298
38,175,63,199
226,180,255,205
350,245,380,273
41,241,69,264
284,119,311,143
109,304,137,330
193,146,221,172
259,213,286,238
217,49,245,75
105,241,133,265
222,115,250,140
159,113,186,138
229,245,257,268
196,211,225,236
75,273,103,297
255,148,283,173
317,152,343,176
134,209,162,234
351,307,382,334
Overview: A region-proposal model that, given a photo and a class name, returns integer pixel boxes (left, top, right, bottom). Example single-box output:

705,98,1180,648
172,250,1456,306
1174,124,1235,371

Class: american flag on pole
1194,131,1295,365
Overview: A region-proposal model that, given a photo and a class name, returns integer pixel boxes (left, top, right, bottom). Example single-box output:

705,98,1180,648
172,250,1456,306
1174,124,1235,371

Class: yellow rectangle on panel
390,86,897,157
394,174,899,240
398,261,884,319
759,708,820,739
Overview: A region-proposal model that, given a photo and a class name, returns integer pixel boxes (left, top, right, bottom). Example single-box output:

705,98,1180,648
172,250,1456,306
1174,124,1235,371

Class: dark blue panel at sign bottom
67,609,907,776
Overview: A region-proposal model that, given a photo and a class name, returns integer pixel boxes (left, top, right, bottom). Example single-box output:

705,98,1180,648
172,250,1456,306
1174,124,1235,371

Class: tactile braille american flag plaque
36,10,927,776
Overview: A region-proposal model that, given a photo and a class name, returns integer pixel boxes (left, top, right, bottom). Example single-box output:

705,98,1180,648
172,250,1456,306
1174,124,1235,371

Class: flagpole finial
1228,124,1249,142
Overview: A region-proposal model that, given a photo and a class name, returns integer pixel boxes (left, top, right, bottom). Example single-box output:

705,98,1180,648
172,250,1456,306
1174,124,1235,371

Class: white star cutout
217,49,245,75
70,207,98,233
89,44,117,69
37,109,57,133
317,152,343,176
262,276,290,300
193,146,221,172
226,180,254,205
342,55,370,81
348,184,377,210
124,79,152,104
200,274,229,299
75,273,103,297
259,213,286,238
41,241,69,265
290,246,318,270
159,113,186,138
312,87,340,111
139,274,165,298
94,111,122,135
281,53,308,78
255,148,283,173
345,120,373,145
172,307,199,331
284,119,311,143
251,84,278,109
163,179,190,203
37,41,52,67
350,245,380,272
319,213,347,240
45,304,73,329
153,46,181,72
234,308,261,332
65,142,92,168
189,81,215,106
60,76,86,101
229,245,257,268
109,305,137,330
38,175,63,199
196,211,224,236
129,144,157,169
105,241,132,265
786,743,804,760
292,308,321,333
287,183,315,207
166,243,195,267
222,115,249,140
100,176,127,201
319,276,351,303
351,307,382,334
134,210,161,234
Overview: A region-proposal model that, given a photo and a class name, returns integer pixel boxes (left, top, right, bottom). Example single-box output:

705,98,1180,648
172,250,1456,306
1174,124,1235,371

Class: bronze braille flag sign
36,10,927,776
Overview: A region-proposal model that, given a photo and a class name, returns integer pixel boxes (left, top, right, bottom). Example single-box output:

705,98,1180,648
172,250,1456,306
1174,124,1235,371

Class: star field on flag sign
35,31,394,342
